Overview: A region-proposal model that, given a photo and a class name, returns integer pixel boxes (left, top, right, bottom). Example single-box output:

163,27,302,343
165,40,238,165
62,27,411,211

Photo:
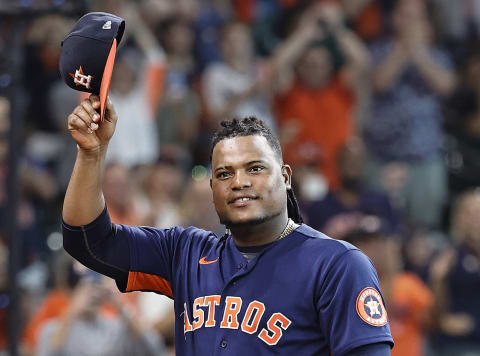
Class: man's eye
217,172,231,179
250,166,265,173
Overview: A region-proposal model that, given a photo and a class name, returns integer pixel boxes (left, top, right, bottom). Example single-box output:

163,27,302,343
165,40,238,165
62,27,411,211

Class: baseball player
62,95,394,355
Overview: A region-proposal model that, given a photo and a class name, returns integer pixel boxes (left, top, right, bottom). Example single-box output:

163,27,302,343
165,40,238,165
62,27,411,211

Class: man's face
103,164,131,208
297,47,334,89
338,140,366,191
165,23,193,55
458,193,480,245
221,24,253,64
210,135,291,228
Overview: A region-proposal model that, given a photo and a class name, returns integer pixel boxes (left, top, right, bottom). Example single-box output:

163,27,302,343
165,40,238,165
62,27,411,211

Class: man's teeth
236,197,252,202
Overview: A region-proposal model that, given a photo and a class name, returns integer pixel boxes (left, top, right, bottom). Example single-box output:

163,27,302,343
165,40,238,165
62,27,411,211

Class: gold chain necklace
277,218,299,241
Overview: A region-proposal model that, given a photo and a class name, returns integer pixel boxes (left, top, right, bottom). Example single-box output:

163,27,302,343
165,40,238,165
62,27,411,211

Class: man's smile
228,195,259,207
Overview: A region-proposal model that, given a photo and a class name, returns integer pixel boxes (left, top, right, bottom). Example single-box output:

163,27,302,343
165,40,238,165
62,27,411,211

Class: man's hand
67,94,118,154
317,2,345,32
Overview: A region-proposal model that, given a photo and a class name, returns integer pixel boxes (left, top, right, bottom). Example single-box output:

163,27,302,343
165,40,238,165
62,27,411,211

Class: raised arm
269,10,324,93
405,18,456,96
318,2,370,91
270,2,370,94
409,45,456,96
429,248,475,337
372,42,409,93
62,94,117,226
374,6,455,95
120,3,166,114
62,97,182,295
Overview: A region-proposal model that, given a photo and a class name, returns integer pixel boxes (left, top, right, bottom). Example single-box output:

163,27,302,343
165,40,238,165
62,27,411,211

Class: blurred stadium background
1,0,480,355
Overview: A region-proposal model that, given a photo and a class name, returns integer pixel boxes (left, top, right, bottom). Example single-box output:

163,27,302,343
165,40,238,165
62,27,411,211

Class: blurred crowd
1,0,480,355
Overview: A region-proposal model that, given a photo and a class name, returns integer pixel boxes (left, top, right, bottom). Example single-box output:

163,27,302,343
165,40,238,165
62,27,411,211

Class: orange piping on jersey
126,271,173,297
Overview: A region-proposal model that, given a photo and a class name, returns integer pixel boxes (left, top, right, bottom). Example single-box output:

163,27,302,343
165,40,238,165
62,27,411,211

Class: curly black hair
210,117,304,224
210,117,282,161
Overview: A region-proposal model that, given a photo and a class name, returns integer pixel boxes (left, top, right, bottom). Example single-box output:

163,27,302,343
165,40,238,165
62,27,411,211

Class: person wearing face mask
306,138,401,239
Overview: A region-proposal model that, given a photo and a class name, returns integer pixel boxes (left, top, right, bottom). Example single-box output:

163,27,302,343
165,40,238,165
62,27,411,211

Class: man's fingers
73,106,98,131
89,94,101,110
104,96,117,124
81,99,101,123
68,113,93,134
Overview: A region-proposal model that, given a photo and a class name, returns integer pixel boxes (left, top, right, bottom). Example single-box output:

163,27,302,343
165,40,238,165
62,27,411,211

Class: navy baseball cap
60,12,125,120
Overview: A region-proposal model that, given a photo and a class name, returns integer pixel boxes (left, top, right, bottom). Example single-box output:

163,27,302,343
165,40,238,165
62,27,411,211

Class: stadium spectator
103,163,148,226
3,1,480,355
179,176,225,236
141,160,184,228
364,0,456,228
35,274,165,356
192,0,232,72
434,0,480,62
306,138,401,237
23,15,74,133
429,189,480,356
23,253,80,354
444,47,480,196
202,20,276,129
106,5,164,167
344,217,434,356
156,18,201,158
402,228,446,283
274,1,369,189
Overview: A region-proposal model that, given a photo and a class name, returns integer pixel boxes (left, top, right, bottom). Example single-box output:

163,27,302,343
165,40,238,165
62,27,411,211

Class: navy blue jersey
63,209,393,355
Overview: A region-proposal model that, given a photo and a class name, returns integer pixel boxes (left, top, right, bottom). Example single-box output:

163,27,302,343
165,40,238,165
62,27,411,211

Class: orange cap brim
99,38,117,121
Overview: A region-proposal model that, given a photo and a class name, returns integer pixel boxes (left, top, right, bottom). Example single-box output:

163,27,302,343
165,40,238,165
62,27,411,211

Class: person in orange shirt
23,253,77,354
274,2,369,189
387,272,434,356
344,216,434,356
23,252,141,354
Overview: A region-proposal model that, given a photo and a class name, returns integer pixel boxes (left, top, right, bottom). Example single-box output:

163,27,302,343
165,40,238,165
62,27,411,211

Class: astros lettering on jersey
63,208,394,355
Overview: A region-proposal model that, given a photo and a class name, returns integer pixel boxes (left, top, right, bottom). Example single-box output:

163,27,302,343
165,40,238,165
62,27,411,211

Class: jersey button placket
220,340,227,349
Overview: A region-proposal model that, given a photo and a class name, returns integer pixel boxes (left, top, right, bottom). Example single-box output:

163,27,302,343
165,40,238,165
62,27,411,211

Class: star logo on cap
69,66,93,89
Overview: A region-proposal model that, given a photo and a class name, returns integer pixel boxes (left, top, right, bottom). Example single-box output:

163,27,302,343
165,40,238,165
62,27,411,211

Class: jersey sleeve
346,342,391,356
316,249,394,356
62,206,186,298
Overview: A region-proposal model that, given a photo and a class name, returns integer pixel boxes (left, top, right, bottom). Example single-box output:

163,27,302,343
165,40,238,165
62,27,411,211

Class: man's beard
220,210,282,229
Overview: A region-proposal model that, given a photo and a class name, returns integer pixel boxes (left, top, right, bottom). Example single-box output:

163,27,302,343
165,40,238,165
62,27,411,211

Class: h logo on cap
60,12,125,120
69,66,93,89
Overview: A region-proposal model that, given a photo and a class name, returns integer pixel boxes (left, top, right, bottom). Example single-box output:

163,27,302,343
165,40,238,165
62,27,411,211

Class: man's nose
231,170,251,190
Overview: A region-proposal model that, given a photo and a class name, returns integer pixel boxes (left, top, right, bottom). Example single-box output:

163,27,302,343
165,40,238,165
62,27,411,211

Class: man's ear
282,164,292,190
